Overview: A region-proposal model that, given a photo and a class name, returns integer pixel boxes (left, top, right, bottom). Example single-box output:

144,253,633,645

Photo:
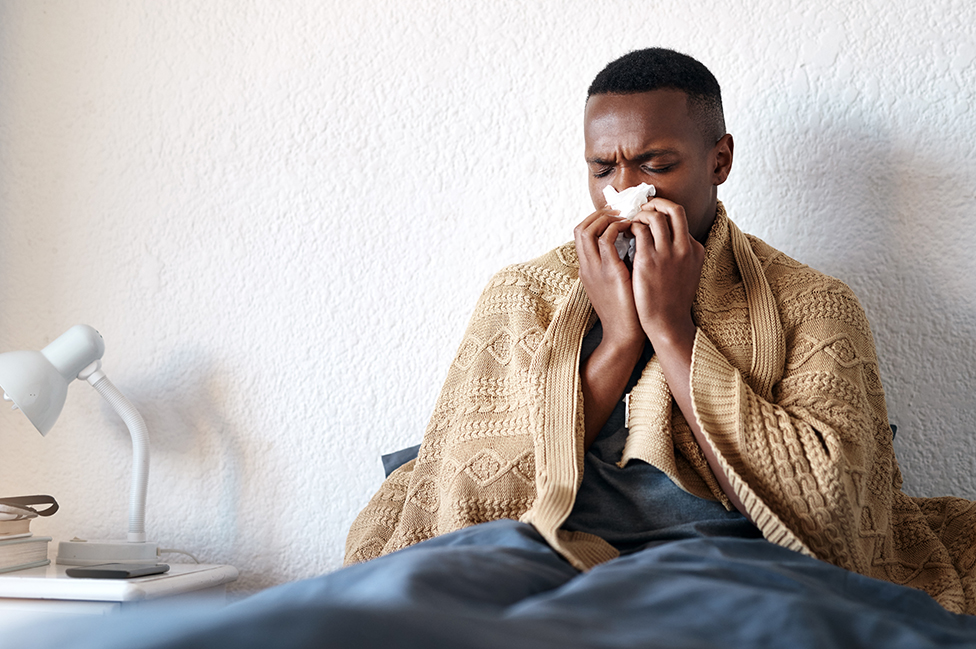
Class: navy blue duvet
7,519,976,649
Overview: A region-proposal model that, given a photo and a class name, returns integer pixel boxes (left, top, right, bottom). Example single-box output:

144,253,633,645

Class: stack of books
0,499,52,574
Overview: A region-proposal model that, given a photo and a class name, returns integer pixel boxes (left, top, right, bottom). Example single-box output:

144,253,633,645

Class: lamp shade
0,325,105,436
0,350,68,436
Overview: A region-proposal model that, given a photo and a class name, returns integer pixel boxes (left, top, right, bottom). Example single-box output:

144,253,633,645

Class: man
346,48,976,615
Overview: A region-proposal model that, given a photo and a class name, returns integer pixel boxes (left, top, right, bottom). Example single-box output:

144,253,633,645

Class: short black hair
587,48,726,145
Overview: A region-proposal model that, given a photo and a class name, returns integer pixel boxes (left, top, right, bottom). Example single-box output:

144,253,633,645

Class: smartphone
65,563,170,579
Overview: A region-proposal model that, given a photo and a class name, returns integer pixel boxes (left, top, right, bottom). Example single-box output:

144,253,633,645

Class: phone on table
65,563,170,579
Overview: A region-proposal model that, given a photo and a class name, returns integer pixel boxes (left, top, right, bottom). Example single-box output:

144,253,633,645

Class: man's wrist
596,329,646,361
643,316,697,353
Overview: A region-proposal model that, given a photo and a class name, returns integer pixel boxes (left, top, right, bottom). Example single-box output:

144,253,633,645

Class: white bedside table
0,562,239,629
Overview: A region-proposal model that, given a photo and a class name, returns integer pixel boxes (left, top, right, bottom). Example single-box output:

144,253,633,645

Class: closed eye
643,164,675,174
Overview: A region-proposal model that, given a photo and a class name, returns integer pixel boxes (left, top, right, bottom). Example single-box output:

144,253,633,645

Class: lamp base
56,539,160,566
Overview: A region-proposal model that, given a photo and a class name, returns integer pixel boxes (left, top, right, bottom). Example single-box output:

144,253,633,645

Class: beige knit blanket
346,205,976,614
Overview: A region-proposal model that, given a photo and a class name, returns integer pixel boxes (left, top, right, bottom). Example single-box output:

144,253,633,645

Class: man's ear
712,133,734,185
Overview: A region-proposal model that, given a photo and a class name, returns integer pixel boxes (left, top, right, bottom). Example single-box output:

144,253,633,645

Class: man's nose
612,166,641,192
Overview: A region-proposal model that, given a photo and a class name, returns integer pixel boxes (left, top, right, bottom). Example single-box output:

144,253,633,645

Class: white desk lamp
0,325,158,565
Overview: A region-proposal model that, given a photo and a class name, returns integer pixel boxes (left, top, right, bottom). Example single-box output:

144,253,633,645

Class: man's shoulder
746,233,856,300
483,241,580,294
466,242,580,331
744,232,870,335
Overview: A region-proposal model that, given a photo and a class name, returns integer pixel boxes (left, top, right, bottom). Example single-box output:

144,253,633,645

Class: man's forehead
584,89,697,151
585,90,689,129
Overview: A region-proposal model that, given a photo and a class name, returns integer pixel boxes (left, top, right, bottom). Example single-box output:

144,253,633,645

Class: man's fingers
575,211,610,258
630,221,652,254
574,210,630,275
651,211,674,249
598,219,633,257
574,207,621,238
645,198,691,246
575,210,630,262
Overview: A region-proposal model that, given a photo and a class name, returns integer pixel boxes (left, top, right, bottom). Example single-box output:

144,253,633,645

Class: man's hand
574,207,646,449
574,207,644,349
629,198,705,344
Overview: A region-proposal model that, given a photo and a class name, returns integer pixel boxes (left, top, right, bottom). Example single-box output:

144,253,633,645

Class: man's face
583,89,730,243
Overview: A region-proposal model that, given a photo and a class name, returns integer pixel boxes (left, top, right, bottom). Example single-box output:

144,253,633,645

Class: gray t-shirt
562,320,761,554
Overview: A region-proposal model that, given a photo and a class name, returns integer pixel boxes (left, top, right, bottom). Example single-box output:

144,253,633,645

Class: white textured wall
1,1,974,593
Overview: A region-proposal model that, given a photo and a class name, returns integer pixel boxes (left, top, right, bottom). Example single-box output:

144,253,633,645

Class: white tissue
603,183,656,220
603,183,655,261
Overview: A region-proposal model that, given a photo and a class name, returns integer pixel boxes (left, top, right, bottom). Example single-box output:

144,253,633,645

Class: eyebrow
585,148,680,165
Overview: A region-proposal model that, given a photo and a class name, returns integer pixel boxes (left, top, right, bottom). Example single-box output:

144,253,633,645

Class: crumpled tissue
603,183,655,261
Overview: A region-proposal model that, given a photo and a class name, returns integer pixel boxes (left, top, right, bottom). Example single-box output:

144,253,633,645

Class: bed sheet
5,519,976,649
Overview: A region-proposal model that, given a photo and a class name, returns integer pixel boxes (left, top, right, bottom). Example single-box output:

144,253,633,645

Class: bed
7,440,976,649
5,515,976,649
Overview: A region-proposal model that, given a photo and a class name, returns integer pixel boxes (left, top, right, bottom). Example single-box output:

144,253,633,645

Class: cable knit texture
345,204,976,614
